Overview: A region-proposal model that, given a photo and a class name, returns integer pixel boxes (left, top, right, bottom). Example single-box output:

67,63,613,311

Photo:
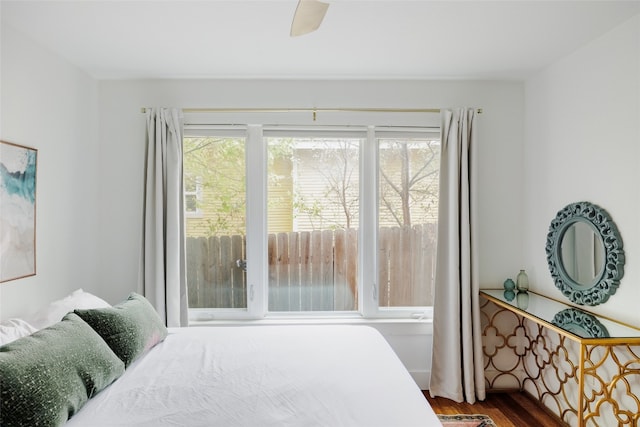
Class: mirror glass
552,308,610,338
545,201,624,306
560,221,605,288
482,289,640,338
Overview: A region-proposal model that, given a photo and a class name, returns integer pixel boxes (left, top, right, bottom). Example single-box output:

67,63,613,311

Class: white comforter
66,325,441,426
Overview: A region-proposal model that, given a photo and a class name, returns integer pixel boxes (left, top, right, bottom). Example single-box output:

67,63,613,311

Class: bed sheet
65,325,441,426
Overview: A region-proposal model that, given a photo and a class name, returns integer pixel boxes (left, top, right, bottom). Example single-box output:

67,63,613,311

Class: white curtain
141,108,188,327
429,108,484,403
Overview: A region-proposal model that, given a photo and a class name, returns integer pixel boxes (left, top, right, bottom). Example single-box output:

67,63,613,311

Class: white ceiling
2,0,639,80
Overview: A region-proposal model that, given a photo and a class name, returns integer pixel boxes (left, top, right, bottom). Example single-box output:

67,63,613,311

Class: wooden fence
186,223,436,311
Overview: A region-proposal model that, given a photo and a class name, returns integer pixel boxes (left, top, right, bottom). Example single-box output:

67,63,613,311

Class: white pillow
26,289,112,330
0,318,38,346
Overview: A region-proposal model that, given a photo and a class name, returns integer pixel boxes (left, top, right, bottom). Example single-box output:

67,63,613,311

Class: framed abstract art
0,140,37,282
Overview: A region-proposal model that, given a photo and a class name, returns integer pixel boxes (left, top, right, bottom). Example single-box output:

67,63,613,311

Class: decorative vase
516,291,529,310
503,289,516,302
516,269,529,291
503,278,516,291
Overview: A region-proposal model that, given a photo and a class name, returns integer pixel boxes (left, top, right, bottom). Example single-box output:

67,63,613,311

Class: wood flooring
424,391,564,426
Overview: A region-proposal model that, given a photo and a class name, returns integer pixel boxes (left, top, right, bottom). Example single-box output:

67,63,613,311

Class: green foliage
184,137,246,236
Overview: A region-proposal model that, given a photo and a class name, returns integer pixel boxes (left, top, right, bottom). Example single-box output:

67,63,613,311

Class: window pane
184,136,247,309
184,175,201,215
266,137,360,312
185,193,198,213
378,137,439,307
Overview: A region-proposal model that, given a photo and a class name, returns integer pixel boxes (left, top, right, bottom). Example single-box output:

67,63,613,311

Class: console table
480,289,640,427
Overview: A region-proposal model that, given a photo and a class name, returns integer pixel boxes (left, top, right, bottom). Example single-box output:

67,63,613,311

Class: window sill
188,316,432,327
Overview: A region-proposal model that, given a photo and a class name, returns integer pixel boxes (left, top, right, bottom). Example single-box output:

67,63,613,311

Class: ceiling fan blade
290,0,329,37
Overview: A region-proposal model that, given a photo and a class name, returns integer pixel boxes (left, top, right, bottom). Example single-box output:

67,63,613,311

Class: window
377,135,439,308
183,135,247,310
184,124,439,320
266,136,361,312
184,175,202,217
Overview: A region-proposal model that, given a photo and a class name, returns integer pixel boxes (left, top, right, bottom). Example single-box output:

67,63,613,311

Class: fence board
207,236,220,308
321,229,334,310
276,232,290,310
267,234,277,310
378,227,390,306
231,234,246,308
334,229,347,310
219,236,232,306
412,225,424,306
346,228,358,308
288,232,301,311
299,231,312,311
389,226,402,306
397,225,412,305
423,223,437,305
309,230,322,311
186,237,201,307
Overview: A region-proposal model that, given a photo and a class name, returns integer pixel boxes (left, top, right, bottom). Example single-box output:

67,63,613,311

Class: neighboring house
185,138,440,237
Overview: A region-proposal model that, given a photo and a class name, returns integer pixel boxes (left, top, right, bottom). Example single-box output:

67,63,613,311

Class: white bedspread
66,325,441,426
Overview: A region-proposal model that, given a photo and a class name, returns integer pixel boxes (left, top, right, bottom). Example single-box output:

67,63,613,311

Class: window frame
184,121,438,321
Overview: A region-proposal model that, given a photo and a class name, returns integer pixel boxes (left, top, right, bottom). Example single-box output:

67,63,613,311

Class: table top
480,289,640,342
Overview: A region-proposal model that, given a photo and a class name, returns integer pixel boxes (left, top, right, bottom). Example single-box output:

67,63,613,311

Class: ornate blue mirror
545,201,624,306
551,308,610,338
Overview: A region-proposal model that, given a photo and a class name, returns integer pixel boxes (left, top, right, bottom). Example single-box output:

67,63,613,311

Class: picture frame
0,140,37,282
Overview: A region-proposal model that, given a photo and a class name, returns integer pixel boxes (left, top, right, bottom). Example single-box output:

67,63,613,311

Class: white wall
97,79,526,303
0,25,101,319
523,14,640,325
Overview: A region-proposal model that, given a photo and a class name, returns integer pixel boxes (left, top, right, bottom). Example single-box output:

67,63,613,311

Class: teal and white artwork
0,141,37,282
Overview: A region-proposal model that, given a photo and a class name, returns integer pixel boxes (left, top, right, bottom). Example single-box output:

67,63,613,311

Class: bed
0,290,441,426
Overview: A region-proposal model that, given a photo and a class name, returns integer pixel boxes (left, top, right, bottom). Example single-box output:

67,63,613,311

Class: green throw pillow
0,312,125,427
75,292,168,367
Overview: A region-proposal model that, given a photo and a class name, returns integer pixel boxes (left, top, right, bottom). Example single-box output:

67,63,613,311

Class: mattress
65,324,441,426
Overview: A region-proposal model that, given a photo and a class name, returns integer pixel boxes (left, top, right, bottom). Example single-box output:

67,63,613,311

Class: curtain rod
140,107,483,114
